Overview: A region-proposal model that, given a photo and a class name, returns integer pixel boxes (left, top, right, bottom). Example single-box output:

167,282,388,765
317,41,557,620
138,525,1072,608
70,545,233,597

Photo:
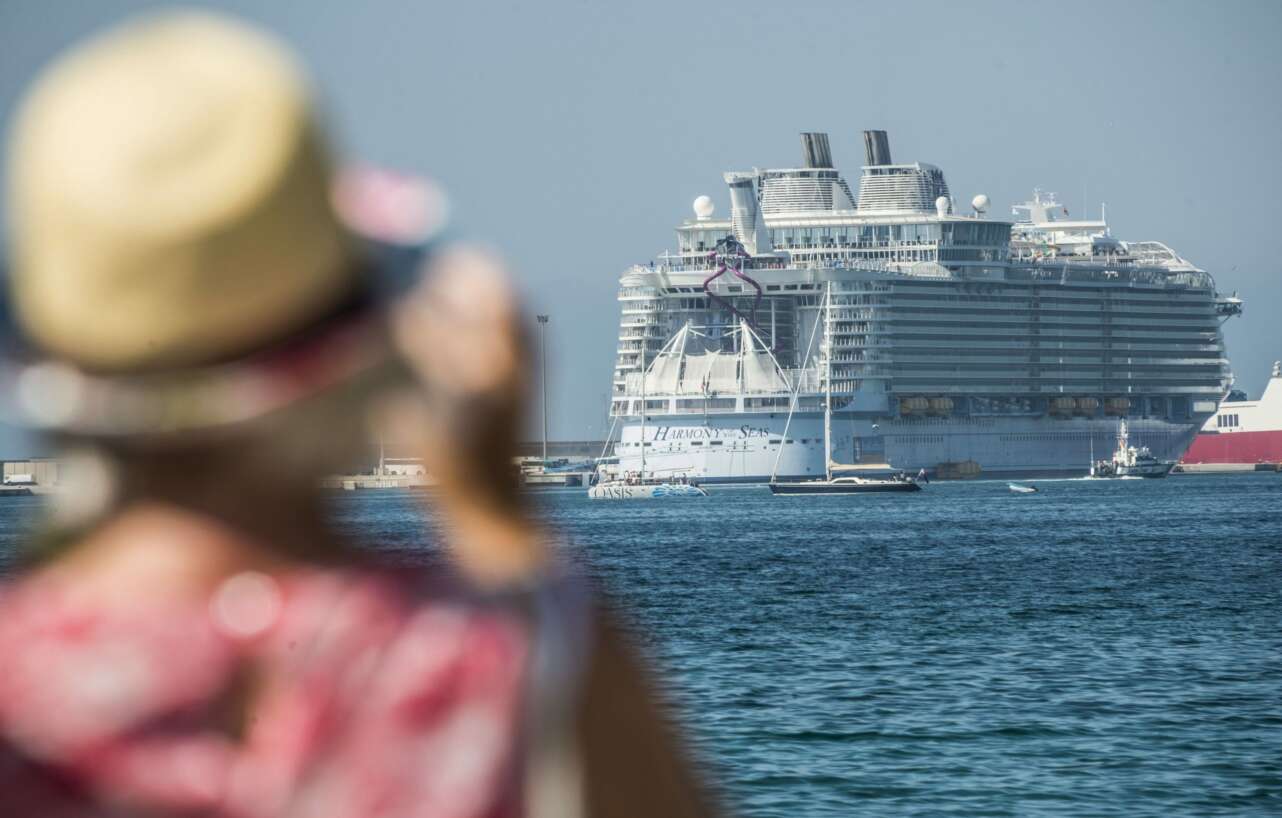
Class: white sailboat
589,337,707,499
770,283,922,495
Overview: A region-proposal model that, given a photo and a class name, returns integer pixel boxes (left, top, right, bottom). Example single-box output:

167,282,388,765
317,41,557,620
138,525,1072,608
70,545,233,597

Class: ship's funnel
800,132,833,169
723,171,773,255
863,129,892,166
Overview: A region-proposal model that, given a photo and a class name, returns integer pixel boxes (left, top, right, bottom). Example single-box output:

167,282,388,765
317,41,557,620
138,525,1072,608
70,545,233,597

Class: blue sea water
2,474,1280,816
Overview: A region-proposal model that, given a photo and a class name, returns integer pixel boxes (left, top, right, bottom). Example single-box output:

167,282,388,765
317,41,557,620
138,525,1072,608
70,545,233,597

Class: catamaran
589,339,707,499
769,283,922,495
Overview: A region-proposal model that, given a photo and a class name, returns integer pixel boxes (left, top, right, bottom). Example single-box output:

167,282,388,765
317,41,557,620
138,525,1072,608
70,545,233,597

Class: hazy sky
2,0,1280,455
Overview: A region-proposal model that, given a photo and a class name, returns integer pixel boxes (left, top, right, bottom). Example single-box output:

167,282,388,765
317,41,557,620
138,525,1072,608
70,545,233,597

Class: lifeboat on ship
927,397,954,416
1074,397,1099,416
1104,397,1130,416
1049,397,1076,417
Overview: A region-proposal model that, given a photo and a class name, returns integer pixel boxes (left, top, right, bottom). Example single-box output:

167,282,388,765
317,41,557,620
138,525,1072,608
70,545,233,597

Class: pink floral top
0,566,540,817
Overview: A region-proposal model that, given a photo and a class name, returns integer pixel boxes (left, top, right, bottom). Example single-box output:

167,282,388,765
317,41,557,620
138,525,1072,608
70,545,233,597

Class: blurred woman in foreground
0,11,715,818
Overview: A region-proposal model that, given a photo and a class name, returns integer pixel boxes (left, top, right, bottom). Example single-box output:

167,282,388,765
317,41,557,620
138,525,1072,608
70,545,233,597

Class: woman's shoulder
264,562,540,695
0,560,551,816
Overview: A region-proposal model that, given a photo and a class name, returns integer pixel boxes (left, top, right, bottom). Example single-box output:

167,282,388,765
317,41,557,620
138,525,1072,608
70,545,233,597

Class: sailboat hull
588,483,708,499
769,480,921,495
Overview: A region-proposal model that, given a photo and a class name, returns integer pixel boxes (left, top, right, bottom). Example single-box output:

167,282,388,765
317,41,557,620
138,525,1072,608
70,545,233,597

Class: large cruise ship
603,131,1243,482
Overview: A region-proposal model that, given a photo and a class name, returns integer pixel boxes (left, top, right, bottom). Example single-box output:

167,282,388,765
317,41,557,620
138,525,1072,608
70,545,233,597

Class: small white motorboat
1008,482,1038,494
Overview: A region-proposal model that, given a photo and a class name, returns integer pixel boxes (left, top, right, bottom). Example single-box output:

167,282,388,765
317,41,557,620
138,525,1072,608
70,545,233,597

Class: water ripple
2,474,1279,816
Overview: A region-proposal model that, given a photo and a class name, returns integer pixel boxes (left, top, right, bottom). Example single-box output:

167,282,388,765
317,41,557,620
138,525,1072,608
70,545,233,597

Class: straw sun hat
2,11,443,438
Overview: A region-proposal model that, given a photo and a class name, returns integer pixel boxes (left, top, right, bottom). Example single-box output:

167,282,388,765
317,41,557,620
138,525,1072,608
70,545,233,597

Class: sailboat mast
824,283,833,483
640,339,646,480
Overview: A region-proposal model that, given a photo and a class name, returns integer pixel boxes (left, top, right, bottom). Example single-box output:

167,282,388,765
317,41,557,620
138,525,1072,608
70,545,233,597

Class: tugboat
1091,419,1175,478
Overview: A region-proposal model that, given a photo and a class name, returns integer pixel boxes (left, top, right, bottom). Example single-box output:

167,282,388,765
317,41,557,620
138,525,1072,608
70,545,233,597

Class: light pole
536,314,549,464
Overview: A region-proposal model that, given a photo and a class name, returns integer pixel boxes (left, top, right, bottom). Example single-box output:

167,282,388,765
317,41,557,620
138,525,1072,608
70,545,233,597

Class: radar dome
971,194,990,213
934,195,950,217
693,195,715,219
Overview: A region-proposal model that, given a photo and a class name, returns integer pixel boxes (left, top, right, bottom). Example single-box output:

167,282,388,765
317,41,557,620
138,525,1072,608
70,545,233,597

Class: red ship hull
1182,429,1282,464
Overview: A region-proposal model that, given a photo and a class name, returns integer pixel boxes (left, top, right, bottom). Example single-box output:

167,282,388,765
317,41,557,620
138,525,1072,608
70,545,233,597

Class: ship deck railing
633,258,1214,291
1003,265,1213,289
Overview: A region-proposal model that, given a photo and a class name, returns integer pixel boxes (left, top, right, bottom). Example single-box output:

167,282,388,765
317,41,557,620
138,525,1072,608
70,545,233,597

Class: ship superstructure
1181,360,1282,469
605,131,1242,482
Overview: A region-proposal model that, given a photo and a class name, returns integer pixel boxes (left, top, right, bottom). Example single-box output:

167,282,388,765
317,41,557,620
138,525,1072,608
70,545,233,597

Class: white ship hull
610,414,1203,483
1112,462,1174,478
587,482,707,499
